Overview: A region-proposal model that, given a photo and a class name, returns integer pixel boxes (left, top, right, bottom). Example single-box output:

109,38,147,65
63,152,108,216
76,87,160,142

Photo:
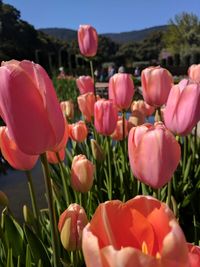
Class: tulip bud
128,110,145,129
141,66,173,107
188,64,200,83
0,191,9,207
78,25,98,57
111,116,128,141
58,203,88,251
69,121,88,142
76,76,94,95
46,148,65,164
131,100,155,117
109,73,134,110
60,100,74,121
90,139,105,162
78,92,95,122
23,205,35,224
71,155,94,193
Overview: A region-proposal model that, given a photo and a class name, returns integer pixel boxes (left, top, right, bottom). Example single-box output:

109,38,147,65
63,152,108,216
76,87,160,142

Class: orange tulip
128,110,146,129
46,148,65,164
78,92,95,122
60,100,74,120
0,60,65,155
76,76,94,95
131,100,155,117
128,122,181,188
71,154,94,193
188,243,200,267
111,116,128,141
141,66,173,107
188,64,200,83
82,195,189,267
78,25,98,57
0,126,38,170
58,203,88,251
109,73,134,110
69,121,88,142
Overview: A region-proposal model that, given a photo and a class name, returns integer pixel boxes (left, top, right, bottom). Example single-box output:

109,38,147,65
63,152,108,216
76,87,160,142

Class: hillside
39,25,168,44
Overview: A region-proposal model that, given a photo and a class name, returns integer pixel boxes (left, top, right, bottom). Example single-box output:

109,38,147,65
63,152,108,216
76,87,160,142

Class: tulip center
141,241,161,259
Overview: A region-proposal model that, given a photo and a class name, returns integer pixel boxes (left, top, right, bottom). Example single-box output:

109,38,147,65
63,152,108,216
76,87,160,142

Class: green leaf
6,248,14,267
4,212,24,258
183,155,192,182
24,224,51,266
25,244,32,267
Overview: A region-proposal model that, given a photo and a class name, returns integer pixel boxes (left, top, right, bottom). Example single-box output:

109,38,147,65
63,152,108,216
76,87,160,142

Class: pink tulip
82,195,190,267
128,110,145,129
128,122,181,188
164,79,200,136
58,203,88,251
69,121,88,142
71,155,94,193
0,60,65,155
52,120,69,152
131,100,155,117
78,92,95,122
0,126,38,170
111,116,128,141
78,25,98,57
94,99,118,136
60,100,74,120
47,148,65,164
141,66,173,107
188,64,200,83
76,76,94,95
188,243,200,267
109,73,134,110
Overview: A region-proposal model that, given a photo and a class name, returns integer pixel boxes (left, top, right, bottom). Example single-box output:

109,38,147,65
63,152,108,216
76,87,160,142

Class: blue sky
3,0,200,33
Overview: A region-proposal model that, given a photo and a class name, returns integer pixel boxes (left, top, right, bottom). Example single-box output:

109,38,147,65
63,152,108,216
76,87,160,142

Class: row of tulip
0,24,199,267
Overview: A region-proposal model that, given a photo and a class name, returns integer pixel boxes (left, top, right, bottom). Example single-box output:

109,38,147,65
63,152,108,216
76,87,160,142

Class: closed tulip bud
164,79,200,136
78,25,98,57
78,92,95,122
76,76,94,95
60,100,74,120
71,155,94,193
69,121,88,142
111,116,128,141
23,205,35,224
128,110,145,129
128,122,181,188
90,139,105,162
94,99,118,136
141,66,173,107
46,148,65,164
83,196,190,267
0,126,38,171
0,191,9,207
58,203,88,251
0,60,65,155
51,120,69,153
188,64,200,83
109,73,134,110
131,100,155,117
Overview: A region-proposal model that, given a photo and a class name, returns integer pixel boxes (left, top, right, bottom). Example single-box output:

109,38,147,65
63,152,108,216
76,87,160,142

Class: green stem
90,60,96,98
40,153,60,267
56,152,70,207
25,170,39,221
122,110,127,157
107,136,112,200
166,180,172,208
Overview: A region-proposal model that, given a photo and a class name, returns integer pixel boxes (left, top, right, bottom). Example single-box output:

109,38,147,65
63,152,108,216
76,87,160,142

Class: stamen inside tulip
141,241,148,255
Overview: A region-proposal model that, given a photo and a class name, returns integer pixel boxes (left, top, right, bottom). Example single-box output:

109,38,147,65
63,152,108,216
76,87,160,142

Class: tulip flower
94,99,118,136
188,64,200,83
128,122,181,188
0,126,38,170
188,243,200,267
111,116,128,141
78,25,98,57
82,195,190,267
0,60,65,155
60,100,74,120
46,148,65,164
76,76,94,95
109,73,134,110
58,203,88,251
71,154,94,193
131,100,155,117
128,110,146,129
78,92,95,122
141,66,173,107
69,121,88,142
164,79,200,136
90,139,105,162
